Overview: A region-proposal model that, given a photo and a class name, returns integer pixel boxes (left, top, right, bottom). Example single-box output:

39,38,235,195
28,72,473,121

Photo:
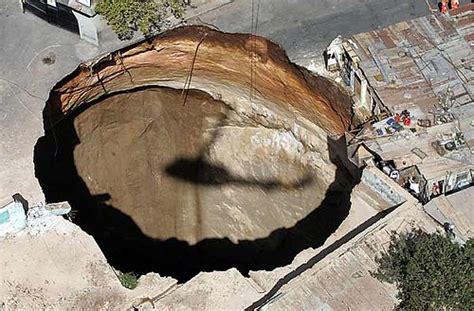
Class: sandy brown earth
72,87,325,244
0,214,128,310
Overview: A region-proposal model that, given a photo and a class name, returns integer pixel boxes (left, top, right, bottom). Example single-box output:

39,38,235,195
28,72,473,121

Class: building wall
0,201,27,237
73,11,99,45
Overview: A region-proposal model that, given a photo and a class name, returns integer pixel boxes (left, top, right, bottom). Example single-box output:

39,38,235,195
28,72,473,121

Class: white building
23,0,100,45
0,194,27,237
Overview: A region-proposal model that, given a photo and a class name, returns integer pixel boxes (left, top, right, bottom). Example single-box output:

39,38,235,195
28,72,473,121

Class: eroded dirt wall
45,26,351,137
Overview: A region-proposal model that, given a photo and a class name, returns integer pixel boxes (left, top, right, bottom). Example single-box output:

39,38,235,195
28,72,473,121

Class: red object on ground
403,116,411,126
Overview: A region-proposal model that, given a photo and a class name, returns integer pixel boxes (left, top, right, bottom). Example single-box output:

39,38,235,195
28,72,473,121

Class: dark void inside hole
34,87,359,283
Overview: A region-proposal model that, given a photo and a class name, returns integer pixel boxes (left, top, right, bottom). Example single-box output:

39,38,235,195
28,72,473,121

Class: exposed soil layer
34,26,357,282
46,26,351,136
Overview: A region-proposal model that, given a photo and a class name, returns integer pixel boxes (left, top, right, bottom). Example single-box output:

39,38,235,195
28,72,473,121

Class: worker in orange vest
440,0,449,13
451,0,460,9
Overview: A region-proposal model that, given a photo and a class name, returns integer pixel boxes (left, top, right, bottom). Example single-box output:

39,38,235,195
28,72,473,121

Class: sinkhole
33,26,357,282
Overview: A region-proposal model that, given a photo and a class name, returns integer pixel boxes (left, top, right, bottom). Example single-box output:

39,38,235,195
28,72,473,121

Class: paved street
200,0,431,65
0,0,433,204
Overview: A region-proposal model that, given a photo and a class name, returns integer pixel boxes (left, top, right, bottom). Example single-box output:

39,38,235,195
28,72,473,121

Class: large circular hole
34,27,356,282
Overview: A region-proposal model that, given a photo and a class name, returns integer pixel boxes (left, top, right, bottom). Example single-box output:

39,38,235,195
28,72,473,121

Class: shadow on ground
34,94,360,283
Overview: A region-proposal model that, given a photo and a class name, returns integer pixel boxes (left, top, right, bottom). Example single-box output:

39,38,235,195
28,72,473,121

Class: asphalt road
201,0,430,64
0,0,433,204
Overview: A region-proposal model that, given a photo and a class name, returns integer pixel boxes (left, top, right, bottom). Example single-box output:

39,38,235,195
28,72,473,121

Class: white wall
0,201,26,237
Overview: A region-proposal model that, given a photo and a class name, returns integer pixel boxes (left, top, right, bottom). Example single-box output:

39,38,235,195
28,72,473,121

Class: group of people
393,109,412,127
380,161,445,201
440,0,460,13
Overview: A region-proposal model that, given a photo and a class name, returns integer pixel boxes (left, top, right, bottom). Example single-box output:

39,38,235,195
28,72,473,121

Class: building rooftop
351,4,473,119
348,5,474,191
425,185,474,240
262,203,440,310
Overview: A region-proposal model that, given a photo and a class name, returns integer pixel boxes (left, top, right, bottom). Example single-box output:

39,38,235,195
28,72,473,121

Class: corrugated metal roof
351,6,474,180
264,10,474,309
352,6,473,119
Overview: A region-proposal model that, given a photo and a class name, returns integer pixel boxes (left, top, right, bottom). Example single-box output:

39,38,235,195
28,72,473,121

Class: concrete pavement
0,0,432,204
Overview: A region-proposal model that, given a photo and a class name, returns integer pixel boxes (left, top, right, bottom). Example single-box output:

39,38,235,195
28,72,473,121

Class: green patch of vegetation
95,0,187,40
118,271,139,289
373,230,473,310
